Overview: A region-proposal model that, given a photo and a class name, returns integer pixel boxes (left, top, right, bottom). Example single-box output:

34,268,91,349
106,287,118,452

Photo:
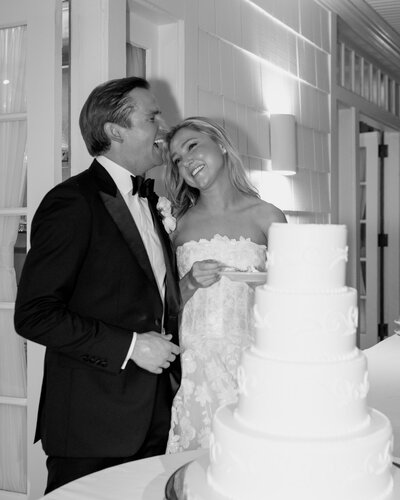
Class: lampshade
269,114,297,175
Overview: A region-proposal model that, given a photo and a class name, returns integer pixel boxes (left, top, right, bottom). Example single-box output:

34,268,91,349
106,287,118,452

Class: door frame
127,1,184,195
336,100,400,347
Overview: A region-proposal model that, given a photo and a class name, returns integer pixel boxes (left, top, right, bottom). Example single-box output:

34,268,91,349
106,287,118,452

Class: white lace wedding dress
166,234,266,453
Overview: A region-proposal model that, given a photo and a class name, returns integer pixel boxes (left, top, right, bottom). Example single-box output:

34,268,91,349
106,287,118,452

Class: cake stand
165,454,227,500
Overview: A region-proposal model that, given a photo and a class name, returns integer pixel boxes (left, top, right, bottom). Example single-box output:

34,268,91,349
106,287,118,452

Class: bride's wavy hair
164,117,259,218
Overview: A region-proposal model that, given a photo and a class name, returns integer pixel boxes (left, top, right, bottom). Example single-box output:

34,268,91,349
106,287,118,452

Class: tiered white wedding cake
182,223,394,500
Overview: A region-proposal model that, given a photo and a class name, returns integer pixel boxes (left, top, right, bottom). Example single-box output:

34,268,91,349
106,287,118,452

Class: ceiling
364,0,400,36
61,0,400,82
319,0,400,81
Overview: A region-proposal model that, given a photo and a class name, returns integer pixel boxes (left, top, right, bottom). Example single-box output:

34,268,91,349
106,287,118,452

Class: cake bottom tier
183,454,399,500
204,404,394,500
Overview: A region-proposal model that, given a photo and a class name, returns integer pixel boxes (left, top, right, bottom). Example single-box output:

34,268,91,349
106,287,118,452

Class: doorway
338,107,400,349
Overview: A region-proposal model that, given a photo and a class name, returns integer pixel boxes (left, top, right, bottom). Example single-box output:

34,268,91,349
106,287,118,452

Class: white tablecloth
38,451,400,500
364,333,400,461
41,449,207,500
40,334,400,500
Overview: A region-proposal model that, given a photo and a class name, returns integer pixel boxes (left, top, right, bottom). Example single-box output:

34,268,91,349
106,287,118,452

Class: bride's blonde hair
164,117,259,218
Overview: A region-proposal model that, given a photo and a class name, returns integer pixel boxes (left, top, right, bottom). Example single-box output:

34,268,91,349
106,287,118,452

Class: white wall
0,0,27,27
140,0,332,222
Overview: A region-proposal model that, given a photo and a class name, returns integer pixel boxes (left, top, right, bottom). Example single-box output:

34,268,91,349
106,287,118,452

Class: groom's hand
130,332,180,374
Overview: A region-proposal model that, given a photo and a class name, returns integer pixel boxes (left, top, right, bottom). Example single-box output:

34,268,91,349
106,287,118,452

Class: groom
14,77,181,494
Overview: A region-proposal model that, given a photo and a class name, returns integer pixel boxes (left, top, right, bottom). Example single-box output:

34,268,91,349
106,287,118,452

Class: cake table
39,335,400,500
38,450,400,500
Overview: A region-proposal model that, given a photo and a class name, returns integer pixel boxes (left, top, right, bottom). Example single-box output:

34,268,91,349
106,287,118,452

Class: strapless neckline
177,233,266,251
175,233,267,277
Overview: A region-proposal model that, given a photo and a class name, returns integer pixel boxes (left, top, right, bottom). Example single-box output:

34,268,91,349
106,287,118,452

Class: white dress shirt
96,156,166,367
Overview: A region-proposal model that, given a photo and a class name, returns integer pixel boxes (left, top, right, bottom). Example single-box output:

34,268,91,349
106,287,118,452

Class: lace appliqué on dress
166,235,266,453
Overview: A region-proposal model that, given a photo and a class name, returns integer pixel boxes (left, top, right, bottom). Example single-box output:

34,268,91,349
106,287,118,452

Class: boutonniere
156,197,176,234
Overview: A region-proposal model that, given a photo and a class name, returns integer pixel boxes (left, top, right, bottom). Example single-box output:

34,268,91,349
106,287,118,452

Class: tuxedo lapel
89,160,157,287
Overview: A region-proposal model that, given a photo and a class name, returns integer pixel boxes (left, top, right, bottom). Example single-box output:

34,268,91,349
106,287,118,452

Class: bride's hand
187,259,224,290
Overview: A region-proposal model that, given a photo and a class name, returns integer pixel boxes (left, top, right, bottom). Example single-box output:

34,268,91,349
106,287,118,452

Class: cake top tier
266,223,348,291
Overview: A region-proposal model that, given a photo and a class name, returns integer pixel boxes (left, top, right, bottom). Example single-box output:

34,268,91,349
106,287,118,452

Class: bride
163,117,286,453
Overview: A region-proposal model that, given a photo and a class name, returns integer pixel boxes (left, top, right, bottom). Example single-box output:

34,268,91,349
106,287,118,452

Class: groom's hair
79,76,150,157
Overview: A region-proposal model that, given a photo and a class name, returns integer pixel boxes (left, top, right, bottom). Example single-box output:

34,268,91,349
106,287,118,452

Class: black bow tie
131,176,155,198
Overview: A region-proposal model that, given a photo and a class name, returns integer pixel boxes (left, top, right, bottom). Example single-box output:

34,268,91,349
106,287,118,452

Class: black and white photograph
0,1,399,499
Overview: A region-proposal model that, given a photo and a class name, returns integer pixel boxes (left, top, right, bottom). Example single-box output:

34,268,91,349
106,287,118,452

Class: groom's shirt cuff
121,332,137,369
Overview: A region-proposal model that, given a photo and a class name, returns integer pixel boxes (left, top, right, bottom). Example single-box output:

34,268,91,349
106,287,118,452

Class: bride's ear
219,144,227,155
104,122,123,143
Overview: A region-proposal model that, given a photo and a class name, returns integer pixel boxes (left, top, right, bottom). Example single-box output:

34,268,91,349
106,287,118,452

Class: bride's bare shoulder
248,198,287,243
251,198,287,224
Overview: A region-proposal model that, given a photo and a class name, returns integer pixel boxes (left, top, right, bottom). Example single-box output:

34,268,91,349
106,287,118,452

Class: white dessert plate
219,271,267,284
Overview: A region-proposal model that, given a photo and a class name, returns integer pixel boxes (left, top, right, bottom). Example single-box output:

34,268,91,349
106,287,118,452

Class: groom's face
122,87,165,175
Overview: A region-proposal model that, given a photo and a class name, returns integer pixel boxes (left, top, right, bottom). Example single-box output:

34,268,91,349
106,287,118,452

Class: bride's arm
179,270,199,305
179,259,224,306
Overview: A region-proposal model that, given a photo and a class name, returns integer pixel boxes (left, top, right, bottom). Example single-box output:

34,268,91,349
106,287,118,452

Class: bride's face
169,127,225,189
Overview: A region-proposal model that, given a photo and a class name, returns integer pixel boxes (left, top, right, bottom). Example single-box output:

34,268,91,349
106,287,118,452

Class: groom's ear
104,122,123,143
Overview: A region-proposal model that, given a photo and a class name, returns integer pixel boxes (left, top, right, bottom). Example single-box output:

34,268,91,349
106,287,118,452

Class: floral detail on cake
156,196,176,234
364,438,393,475
324,311,347,335
224,451,258,490
265,249,274,268
237,366,248,396
324,309,358,336
299,245,348,269
330,372,369,407
238,364,260,398
356,372,370,399
329,245,349,268
255,306,358,340
267,245,349,272
209,432,222,464
253,307,281,332
253,304,265,329
348,305,359,331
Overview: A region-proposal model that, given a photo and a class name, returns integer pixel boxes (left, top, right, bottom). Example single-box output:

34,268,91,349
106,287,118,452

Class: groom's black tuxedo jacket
14,160,181,457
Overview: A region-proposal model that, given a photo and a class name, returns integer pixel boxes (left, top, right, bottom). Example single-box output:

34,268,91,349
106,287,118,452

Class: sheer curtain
0,25,28,494
126,43,146,78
